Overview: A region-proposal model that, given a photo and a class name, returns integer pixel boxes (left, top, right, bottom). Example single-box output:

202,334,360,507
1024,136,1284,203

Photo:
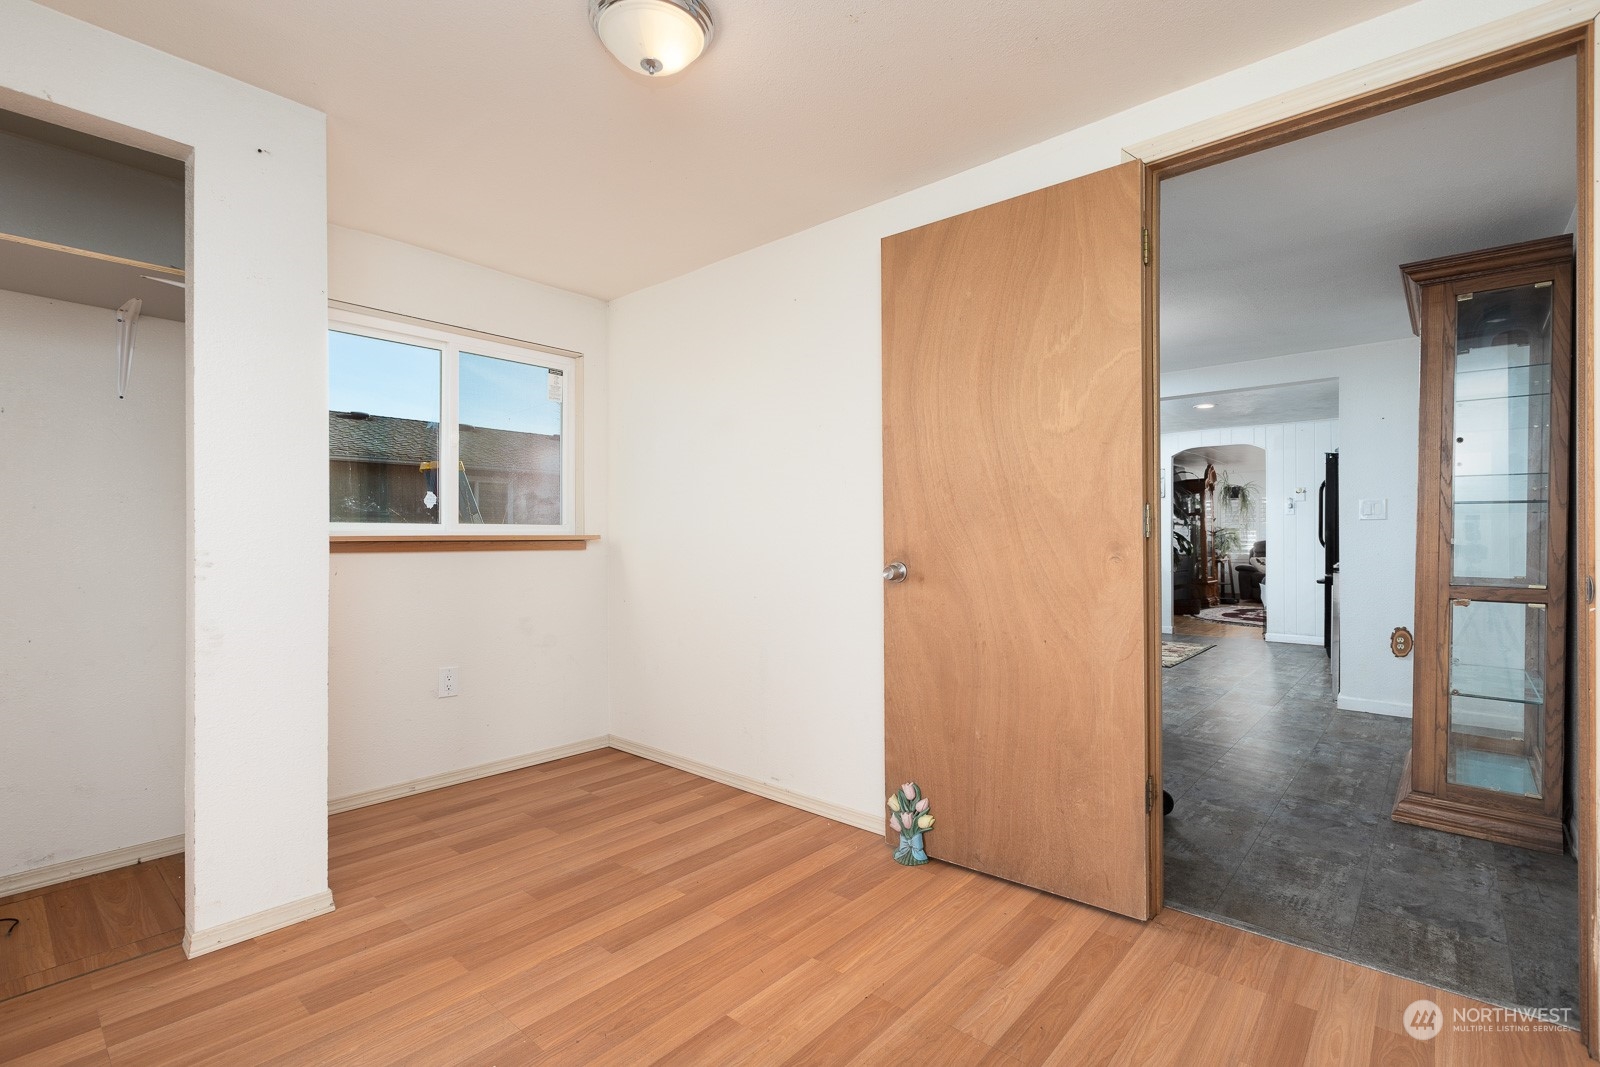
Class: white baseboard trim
183,889,335,958
0,835,184,899
328,736,612,815
607,735,882,834
1265,632,1323,646
1337,695,1412,718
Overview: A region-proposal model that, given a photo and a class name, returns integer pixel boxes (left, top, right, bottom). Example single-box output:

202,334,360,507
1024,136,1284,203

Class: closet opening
0,106,188,999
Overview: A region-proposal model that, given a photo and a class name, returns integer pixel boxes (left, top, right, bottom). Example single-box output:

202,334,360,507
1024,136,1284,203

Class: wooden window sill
330,534,599,553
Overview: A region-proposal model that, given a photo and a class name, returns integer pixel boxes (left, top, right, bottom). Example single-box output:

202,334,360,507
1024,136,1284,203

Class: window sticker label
548,369,564,402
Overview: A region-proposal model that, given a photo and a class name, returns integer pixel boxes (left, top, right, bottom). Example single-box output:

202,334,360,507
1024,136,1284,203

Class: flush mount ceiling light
590,0,715,77
1194,402,1216,409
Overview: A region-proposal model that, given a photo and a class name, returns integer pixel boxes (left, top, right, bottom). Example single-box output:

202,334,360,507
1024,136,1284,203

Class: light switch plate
1359,498,1388,520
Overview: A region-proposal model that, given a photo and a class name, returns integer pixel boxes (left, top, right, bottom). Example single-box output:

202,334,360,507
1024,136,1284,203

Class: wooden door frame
1132,18,1600,1054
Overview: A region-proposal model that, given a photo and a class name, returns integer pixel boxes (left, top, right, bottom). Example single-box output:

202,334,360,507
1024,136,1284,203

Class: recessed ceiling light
1194,403,1216,410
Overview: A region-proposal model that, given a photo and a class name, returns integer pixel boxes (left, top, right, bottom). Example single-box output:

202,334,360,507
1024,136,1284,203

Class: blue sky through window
329,332,562,435
329,330,440,421
461,352,561,435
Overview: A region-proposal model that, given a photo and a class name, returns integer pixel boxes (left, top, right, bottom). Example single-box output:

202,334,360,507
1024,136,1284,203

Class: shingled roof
329,413,560,474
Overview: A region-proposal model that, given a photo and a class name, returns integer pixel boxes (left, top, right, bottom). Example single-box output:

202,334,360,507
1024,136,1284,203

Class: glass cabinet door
1451,281,1553,589
1446,599,1545,798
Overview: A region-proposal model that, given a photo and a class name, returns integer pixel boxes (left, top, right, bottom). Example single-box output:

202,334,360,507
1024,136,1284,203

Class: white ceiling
1161,57,1577,372
1171,442,1266,474
31,0,1419,300
1162,379,1339,433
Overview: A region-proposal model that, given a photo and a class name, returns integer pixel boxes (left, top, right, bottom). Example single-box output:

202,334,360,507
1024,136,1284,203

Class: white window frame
328,308,578,537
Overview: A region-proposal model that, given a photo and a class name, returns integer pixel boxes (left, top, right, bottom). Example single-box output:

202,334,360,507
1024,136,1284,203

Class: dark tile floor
1161,633,1580,1016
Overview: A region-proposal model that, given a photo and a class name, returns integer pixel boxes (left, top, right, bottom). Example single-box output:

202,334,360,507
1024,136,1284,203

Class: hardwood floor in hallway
1,748,1589,1065
1172,605,1267,641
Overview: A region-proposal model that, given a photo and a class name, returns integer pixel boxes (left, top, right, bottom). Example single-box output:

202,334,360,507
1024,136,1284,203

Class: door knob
883,561,908,583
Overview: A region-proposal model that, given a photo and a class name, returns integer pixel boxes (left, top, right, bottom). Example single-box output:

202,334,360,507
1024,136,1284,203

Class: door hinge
1144,503,1152,538
1146,776,1155,814
1141,228,1150,266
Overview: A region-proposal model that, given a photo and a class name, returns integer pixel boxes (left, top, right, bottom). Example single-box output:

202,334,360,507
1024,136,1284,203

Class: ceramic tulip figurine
887,782,934,865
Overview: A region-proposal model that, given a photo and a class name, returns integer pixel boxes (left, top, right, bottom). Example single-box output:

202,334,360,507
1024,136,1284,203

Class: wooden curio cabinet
1172,463,1219,614
1392,235,1573,853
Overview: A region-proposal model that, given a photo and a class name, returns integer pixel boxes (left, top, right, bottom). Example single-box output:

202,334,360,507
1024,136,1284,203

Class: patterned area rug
1161,641,1214,668
1196,605,1266,628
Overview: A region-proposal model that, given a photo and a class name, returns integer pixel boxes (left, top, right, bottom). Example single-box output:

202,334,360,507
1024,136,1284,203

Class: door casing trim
1129,10,1599,1054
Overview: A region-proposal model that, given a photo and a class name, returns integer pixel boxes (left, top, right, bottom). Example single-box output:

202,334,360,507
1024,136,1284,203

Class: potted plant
1212,527,1243,559
1215,470,1261,520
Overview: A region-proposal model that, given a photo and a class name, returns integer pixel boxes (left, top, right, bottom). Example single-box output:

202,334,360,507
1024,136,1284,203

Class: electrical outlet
438,667,460,698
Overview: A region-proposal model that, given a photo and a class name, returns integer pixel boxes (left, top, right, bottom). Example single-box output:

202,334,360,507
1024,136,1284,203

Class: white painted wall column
187,129,331,948
1,0,331,952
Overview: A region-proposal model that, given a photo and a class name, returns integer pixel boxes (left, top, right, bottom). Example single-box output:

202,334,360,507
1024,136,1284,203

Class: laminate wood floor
0,855,183,1002
1,748,1589,1065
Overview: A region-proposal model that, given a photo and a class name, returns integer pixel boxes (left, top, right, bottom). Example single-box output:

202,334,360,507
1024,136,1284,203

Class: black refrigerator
1317,452,1340,654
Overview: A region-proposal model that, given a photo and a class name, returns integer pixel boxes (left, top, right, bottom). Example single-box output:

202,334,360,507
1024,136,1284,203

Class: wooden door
883,161,1155,919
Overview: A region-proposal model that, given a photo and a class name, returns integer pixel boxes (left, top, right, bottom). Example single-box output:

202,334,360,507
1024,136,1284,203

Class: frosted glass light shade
590,0,713,77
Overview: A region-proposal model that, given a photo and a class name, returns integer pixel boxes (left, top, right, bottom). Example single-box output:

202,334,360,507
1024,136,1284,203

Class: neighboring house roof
329,413,559,474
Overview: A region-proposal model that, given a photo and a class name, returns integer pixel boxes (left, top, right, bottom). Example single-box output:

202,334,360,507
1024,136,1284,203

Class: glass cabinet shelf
1454,364,1550,402
1448,662,1545,705
1449,750,1540,798
1456,346,1537,372
1453,473,1548,498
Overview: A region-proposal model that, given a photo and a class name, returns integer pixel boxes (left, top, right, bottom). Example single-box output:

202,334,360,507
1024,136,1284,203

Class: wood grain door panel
883,161,1152,919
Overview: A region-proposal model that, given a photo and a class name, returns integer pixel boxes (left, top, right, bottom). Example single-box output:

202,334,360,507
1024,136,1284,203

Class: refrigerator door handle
1318,481,1327,547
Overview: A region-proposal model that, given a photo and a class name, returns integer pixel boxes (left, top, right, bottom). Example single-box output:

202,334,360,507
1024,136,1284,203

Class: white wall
0,128,183,267
326,227,610,802
1,0,330,951
1161,421,1339,645
609,217,884,823
1163,339,1422,716
0,290,183,880
606,0,1540,820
